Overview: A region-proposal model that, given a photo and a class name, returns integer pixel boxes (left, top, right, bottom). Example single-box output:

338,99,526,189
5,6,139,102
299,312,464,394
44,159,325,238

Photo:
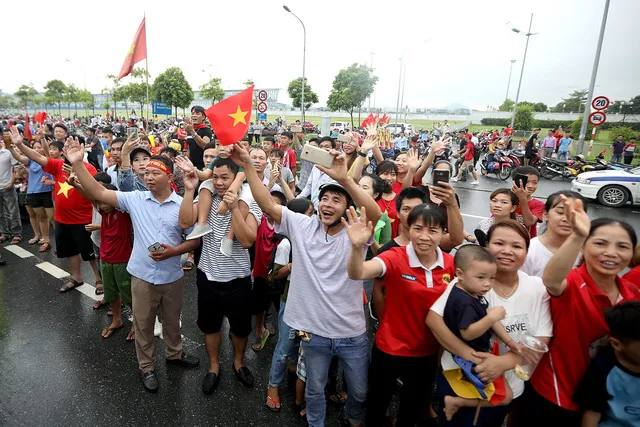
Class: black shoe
166,352,200,368
232,363,254,388
142,370,158,393
202,372,219,395
0,255,5,266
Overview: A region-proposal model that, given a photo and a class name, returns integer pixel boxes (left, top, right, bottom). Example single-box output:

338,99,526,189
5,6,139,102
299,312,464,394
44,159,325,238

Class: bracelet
357,151,367,157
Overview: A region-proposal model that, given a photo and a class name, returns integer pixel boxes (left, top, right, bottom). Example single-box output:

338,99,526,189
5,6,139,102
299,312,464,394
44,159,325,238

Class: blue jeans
268,302,296,387
303,332,369,427
612,153,623,163
557,151,568,161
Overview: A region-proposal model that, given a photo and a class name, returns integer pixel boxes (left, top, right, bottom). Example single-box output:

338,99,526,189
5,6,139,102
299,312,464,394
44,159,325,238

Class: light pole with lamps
505,59,516,101
395,58,403,129
508,15,538,130
283,5,306,124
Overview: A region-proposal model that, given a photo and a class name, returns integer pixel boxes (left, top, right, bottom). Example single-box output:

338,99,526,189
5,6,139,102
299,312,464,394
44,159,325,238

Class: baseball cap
130,146,151,162
191,106,206,115
318,182,353,206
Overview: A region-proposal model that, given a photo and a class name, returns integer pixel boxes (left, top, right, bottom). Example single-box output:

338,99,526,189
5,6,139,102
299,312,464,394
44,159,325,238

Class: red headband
146,160,171,175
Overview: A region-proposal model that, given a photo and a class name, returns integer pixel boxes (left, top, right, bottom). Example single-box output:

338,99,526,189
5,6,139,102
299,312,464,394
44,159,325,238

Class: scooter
480,149,515,180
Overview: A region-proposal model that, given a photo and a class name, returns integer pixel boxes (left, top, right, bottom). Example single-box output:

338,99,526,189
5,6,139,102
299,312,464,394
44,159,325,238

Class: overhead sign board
152,101,172,115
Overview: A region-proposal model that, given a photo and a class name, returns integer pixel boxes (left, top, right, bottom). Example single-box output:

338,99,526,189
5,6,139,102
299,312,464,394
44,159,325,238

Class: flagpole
144,13,149,124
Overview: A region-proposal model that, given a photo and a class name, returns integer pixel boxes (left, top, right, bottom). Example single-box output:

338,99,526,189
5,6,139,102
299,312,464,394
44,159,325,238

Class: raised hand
174,156,196,174
65,171,79,187
63,138,85,165
222,189,239,211
360,133,378,154
562,195,590,237
9,126,22,146
364,123,378,137
407,147,421,171
122,135,140,155
183,169,199,191
342,206,373,247
429,182,457,207
316,149,348,183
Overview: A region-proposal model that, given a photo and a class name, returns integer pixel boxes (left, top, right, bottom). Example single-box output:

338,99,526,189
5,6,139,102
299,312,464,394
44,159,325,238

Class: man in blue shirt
393,132,408,151
66,141,200,394
611,135,626,163
557,132,573,161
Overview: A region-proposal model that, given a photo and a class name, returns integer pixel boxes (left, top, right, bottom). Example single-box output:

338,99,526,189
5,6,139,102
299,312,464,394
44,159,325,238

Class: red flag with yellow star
117,17,147,80
205,86,254,146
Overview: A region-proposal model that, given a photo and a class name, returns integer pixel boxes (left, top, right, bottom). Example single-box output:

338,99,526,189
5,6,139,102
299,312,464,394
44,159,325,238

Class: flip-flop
28,237,41,245
183,261,194,271
95,281,104,295
10,237,22,245
92,299,108,310
126,330,136,342
0,236,10,243
252,330,271,352
329,391,347,405
265,394,281,412
101,323,123,339
39,242,51,252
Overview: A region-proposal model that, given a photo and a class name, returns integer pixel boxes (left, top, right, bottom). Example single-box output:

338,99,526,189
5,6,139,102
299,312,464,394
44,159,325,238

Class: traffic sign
258,90,268,102
257,102,268,113
588,111,607,126
591,96,610,111
257,113,267,121
152,101,172,115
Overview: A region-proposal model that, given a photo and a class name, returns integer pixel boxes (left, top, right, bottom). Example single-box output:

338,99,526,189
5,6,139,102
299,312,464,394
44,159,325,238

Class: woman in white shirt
476,188,519,235
521,191,586,277
427,220,553,426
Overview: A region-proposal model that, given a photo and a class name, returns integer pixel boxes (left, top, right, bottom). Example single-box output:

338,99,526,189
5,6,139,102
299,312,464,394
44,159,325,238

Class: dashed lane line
5,244,35,258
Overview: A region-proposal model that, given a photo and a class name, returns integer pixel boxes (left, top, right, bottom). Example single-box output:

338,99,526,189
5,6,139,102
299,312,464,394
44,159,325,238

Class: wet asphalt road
0,177,637,427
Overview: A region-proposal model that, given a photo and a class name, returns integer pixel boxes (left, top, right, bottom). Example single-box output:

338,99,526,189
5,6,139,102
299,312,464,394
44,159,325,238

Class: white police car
572,166,640,208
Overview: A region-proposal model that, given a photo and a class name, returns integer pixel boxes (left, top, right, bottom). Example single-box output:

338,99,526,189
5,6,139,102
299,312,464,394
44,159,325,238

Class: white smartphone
301,144,334,168
337,134,352,143
148,242,163,253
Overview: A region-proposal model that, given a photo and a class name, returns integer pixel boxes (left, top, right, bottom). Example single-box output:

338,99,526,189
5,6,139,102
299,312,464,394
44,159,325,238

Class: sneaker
220,237,233,257
154,317,162,337
186,224,213,240
471,180,480,185
450,177,459,182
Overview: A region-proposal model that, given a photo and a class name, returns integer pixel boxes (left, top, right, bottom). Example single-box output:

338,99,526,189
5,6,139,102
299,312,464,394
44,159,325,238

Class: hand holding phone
148,242,164,253
433,169,450,186
301,144,334,168
516,174,528,189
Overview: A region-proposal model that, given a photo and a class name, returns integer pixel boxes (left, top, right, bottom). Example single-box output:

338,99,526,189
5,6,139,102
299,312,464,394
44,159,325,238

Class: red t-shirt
391,177,421,196
43,159,97,224
504,127,513,136
282,147,297,173
99,209,133,264
531,264,640,411
553,133,563,148
374,245,455,356
253,217,276,279
623,265,640,285
515,198,545,238
377,195,399,238
464,142,475,161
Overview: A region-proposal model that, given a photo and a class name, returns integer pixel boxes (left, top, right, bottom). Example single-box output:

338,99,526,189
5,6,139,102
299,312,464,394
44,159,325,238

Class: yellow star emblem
57,181,73,198
127,43,136,55
383,209,395,223
228,105,249,127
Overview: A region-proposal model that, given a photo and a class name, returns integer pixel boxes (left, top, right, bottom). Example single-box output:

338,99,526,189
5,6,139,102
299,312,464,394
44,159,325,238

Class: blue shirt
115,190,190,285
558,137,572,153
393,137,408,151
27,159,53,194
118,168,148,192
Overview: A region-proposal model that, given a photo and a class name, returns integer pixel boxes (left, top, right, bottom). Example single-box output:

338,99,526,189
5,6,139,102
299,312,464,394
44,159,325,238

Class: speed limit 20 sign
258,90,268,102
591,96,610,111
588,111,607,127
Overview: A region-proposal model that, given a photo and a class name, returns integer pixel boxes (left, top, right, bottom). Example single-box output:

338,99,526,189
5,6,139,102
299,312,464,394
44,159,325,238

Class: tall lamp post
505,59,516,101
508,14,538,130
283,5,306,124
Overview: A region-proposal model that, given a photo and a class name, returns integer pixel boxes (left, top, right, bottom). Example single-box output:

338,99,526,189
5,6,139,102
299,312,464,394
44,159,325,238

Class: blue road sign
257,113,267,121
152,101,172,115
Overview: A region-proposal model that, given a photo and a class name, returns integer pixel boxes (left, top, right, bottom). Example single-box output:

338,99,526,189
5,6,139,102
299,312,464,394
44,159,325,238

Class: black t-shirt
526,133,538,152
377,238,401,255
443,285,492,352
187,127,213,169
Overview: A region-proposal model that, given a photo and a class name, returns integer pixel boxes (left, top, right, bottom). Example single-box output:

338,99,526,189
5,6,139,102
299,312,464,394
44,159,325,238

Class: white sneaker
220,237,233,257
450,177,459,182
471,180,480,185
154,317,162,337
186,224,213,240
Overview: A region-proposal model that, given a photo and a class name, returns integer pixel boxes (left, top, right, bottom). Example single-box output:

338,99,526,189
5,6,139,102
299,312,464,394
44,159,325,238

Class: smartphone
291,125,303,133
516,174,528,189
337,134,352,144
127,127,138,137
433,169,450,186
301,144,334,168
148,242,164,253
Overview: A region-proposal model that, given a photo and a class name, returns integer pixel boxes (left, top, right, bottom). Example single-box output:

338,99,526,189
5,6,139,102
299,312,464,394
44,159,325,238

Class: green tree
43,79,67,115
570,115,593,142
63,84,79,117
533,102,548,112
287,77,319,110
608,100,622,114
122,83,149,116
499,98,514,112
76,89,94,116
15,84,38,112
562,89,588,114
151,67,194,117
326,63,378,127
0,94,12,111
513,104,535,131
106,74,124,116
200,77,225,105
243,79,255,87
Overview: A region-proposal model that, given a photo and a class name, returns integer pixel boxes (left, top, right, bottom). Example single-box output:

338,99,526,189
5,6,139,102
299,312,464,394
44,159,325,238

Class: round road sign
591,96,610,111
257,102,268,113
588,111,607,126
258,90,268,102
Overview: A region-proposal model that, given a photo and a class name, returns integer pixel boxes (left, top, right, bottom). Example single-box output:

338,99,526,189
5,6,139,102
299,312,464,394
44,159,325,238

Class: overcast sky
3,0,638,110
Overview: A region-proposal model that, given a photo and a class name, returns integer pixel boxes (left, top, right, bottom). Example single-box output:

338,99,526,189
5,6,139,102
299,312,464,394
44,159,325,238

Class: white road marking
73,283,101,301
5,244,35,258
36,262,69,279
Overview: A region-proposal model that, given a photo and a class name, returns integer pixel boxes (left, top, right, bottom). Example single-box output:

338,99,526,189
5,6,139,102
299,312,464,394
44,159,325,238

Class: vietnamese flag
24,113,32,141
205,86,254,146
117,17,147,80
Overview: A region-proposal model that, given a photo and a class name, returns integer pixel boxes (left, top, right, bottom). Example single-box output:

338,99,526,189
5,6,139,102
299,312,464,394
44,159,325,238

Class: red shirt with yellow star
43,158,97,224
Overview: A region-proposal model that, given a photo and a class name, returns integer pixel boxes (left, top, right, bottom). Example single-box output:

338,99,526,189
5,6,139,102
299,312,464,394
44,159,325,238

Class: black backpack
266,235,292,294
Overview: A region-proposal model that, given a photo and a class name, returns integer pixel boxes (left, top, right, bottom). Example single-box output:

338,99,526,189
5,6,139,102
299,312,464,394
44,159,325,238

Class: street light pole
395,58,403,129
578,0,611,154
509,14,536,130
283,5,306,124
505,59,516,101
368,51,374,112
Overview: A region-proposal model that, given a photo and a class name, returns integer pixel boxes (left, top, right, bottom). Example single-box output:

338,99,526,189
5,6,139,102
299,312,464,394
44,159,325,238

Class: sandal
183,260,194,271
265,394,281,412
92,299,108,310
101,323,123,339
10,236,22,245
28,237,41,245
38,238,45,244
0,236,9,243
39,242,51,252
59,278,83,293
95,280,104,295
329,391,347,405
126,329,136,342
252,330,270,352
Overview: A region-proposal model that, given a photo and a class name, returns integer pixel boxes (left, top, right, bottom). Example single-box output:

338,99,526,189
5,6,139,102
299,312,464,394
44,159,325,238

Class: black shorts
252,276,280,315
55,221,96,261
26,191,53,208
196,270,252,337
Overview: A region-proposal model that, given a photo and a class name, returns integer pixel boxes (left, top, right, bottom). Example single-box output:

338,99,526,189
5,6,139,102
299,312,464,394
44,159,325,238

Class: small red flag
205,86,254,146
117,17,147,80
24,113,32,141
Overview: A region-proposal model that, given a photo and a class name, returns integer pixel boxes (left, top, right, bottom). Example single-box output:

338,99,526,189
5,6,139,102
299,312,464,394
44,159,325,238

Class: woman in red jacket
515,196,639,427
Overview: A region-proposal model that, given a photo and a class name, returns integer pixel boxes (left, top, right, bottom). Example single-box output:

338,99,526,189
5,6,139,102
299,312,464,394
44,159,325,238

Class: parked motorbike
480,149,514,180
539,157,574,179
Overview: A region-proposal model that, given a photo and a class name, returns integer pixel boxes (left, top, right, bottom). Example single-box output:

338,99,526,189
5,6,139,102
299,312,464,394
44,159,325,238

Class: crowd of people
1,108,639,427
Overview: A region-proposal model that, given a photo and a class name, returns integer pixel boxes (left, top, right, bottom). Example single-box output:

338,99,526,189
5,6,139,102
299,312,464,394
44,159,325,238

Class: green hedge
480,118,640,131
